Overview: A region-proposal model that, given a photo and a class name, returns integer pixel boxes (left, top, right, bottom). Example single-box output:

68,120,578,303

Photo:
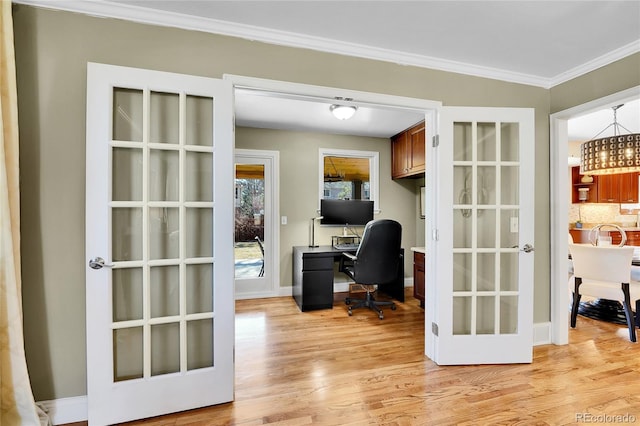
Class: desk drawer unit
293,247,336,311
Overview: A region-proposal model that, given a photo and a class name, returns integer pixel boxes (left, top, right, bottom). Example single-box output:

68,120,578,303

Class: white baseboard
533,321,552,346
38,396,87,425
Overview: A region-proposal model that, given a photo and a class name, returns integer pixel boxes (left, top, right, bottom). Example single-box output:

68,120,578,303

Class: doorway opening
550,86,640,345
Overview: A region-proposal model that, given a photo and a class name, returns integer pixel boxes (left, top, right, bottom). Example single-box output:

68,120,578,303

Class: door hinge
432,134,440,147
432,229,439,241
431,322,439,336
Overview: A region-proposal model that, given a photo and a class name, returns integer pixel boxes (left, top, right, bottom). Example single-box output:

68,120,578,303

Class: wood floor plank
64,289,640,425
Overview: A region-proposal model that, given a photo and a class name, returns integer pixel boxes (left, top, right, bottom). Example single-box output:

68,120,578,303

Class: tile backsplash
569,203,638,226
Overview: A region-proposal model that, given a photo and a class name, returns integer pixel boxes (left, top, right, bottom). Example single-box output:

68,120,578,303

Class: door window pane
150,208,180,260
150,91,179,144
112,148,142,201
113,88,143,142
150,266,180,318
113,327,143,381
186,95,213,147
112,208,142,261
151,323,180,376
186,152,213,202
186,208,213,258
187,264,213,314
150,150,179,201
187,319,214,370
113,268,143,322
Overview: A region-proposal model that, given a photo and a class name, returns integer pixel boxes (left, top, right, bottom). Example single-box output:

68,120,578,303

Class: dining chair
568,243,640,342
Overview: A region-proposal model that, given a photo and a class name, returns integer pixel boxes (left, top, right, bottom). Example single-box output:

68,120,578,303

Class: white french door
85,63,234,425
426,107,535,365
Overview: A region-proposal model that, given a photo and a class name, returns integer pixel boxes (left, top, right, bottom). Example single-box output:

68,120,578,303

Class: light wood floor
67,289,640,425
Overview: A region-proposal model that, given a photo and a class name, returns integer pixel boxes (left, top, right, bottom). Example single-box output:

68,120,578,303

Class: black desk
292,245,404,311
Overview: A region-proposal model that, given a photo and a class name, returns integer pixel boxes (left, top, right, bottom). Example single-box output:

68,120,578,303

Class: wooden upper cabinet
570,166,639,204
391,121,425,179
596,172,638,203
597,174,618,202
618,172,639,203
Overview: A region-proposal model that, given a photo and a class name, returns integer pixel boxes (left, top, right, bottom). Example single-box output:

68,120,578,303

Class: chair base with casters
345,284,396,319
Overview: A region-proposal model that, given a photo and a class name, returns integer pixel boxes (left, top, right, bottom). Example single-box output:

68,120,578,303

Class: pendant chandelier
580,104,640,175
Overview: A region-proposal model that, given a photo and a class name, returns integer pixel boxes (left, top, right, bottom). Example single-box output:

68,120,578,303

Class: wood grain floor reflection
67,289,640,425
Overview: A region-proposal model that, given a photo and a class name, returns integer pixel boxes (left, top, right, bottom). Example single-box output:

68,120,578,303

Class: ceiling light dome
330,99,357,120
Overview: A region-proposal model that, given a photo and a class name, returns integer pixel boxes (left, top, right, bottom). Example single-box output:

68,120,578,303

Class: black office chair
339,219,402,319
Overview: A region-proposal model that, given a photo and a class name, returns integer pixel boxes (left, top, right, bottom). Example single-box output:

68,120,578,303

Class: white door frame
223,74,440,356
234,149,280,299
549,85,640,345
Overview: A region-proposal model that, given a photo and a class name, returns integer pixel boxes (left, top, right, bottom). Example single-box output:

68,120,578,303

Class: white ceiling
17,0,640,139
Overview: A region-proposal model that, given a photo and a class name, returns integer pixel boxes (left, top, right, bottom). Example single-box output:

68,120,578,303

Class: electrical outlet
510,217,518,233
281,216,287,225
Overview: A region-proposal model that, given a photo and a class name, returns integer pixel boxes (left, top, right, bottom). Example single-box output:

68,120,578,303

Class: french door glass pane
112,148,142,201
150,266,180,318
112,208,142,261
149,208,179,260
150,91,179,144
187,319,214,370
150,150,179,201
452,120,520,336
113,268,143,322
186,208,213,258
113,88,143,142
477,122,496,161
151,323,180,376
186,95,213,147
113,327,143,382
186,152,213,202
187,264,214,314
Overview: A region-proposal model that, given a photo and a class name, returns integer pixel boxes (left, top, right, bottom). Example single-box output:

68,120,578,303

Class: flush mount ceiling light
580,104,640,175
330,97,357,120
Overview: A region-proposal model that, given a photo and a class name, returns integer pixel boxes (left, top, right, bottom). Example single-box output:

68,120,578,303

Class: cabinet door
407,123,425,174
391,132,409,179
597,174,618,203
619,172,639,203
413,252,425,306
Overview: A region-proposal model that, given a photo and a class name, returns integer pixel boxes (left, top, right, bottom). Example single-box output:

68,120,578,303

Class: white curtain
0,2,47,424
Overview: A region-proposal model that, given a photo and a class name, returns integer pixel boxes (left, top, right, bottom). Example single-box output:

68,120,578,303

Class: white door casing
85,63,234,425
426,107,535,365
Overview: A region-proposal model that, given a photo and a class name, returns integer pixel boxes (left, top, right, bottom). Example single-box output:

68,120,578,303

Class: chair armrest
339,252,357,273
342,252,357,261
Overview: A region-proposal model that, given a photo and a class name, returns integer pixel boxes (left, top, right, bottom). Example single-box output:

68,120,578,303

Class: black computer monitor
320,199,374,226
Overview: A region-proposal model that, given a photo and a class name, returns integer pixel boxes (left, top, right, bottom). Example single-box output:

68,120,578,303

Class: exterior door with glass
426,107,535,365
234,150,278,298
85,63,234,424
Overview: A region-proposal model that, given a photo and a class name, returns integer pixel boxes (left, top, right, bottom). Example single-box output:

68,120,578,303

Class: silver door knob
89,257,113,270
520,244,534,253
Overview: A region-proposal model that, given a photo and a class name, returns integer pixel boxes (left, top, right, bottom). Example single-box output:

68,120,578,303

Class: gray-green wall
12,4,635,401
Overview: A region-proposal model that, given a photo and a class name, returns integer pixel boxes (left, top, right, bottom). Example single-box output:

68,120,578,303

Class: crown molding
549,39,640,88
14,0,639,89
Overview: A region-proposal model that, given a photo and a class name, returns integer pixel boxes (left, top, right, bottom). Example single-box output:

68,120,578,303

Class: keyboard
333,243,359,250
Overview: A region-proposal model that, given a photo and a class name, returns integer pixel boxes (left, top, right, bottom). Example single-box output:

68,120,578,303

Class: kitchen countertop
570,224,640,231
410,247,425,254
